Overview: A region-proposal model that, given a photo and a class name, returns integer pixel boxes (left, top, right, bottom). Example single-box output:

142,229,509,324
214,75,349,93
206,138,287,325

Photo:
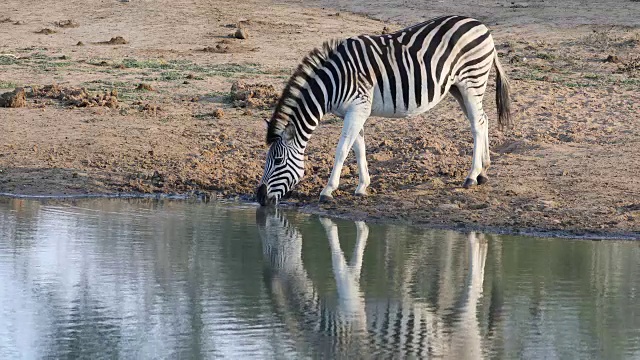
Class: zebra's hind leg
477,113,491,185
352,129,370,196
451,84,488,188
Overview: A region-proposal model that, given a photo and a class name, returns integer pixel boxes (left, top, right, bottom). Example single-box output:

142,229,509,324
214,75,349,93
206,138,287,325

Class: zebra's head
257,125,305,206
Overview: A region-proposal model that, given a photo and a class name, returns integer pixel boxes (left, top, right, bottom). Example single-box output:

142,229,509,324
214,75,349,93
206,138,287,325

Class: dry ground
1,0,639,238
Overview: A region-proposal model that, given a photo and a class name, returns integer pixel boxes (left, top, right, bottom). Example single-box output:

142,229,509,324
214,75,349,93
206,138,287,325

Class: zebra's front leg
352,129,370,196
320,106,370,202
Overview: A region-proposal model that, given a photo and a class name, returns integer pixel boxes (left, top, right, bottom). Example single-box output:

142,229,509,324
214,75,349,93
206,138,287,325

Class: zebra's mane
266,39,341,144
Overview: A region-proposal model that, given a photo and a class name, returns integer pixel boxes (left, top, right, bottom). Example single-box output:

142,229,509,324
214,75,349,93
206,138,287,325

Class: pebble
234,28,248,39
438,203,459,211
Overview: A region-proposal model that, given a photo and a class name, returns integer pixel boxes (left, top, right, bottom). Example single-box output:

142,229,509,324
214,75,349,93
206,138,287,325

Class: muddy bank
0,0,639,239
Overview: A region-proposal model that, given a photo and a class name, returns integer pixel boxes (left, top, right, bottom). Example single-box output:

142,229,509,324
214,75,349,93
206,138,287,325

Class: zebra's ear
263,118,269,130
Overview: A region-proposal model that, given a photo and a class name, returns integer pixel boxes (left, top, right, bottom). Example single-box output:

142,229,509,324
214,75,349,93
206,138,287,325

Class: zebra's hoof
354,191,367,197
462,178,477,189
477,174,489,185
319,195,335,203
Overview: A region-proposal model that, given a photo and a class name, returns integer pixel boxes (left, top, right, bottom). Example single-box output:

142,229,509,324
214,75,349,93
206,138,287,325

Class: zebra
256,15,511,206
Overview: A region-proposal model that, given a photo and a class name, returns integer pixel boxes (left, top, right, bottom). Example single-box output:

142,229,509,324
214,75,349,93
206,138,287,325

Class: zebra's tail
493,54,512,131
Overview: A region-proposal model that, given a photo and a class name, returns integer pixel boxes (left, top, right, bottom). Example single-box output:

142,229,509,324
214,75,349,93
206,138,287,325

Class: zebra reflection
256,208,489,358
256,208,369,357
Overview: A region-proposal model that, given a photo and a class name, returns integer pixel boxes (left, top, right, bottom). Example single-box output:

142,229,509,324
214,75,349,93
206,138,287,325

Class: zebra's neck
271,78,333,148
267,40,350,148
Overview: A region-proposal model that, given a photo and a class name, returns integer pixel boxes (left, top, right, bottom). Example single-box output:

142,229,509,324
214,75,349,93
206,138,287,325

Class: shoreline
2,191,638,241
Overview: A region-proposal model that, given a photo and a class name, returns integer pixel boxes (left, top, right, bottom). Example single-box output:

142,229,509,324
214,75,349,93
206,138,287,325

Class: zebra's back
340,15,494,118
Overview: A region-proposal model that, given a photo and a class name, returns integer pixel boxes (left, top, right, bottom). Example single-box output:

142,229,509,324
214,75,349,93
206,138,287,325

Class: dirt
230,81,280,109
616,57,640,74
30,84,119,108
201,39,258,54
99,36,128,45
0,0,639,239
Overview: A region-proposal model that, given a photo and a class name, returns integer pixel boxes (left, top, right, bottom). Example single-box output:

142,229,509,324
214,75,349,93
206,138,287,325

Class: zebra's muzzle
257,184,275,206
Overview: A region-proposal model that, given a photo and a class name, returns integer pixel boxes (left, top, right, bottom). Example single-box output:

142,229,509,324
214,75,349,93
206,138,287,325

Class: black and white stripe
258,15,511,205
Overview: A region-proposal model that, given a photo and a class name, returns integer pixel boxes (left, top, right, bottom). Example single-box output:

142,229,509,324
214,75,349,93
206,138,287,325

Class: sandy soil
1,0,639,239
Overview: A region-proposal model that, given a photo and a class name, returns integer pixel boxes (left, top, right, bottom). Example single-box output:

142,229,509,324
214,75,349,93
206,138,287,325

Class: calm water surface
1,198,639,359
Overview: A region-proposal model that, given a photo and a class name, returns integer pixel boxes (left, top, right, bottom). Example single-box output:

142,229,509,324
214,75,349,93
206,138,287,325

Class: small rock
438,203,459,211
141,103,161,114
136,83,154,91
35,28,56,35
202,44,228,53
604,55,620,63
213,108,224,118
234,28,248,39
101,36,128,45
0,88,27,108
429,178,445,188
76,41,84,46
104,96,118,109
540,200,556,209
379,139,393,147
55,19,79,28
469,203,490,210
13,20,25,25
151,170,164,187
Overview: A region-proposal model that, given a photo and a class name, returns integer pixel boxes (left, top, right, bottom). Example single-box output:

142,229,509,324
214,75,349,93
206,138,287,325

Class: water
1,198,639,359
